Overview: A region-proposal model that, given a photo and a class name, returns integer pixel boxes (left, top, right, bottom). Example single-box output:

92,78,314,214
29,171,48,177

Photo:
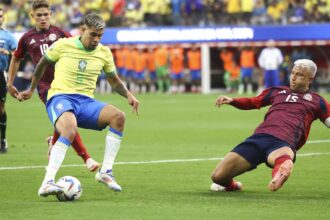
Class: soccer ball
55,176,82,201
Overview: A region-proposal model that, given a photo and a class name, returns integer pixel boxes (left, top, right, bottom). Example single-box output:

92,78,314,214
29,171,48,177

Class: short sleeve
318,97,330,126
9,33,17,51
45,39,62,62
103,47,116,75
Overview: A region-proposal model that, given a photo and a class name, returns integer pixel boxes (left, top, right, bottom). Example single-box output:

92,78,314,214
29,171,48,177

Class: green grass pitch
0,93,330,220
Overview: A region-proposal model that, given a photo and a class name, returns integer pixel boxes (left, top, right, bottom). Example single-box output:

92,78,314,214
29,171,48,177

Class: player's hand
215,95,233,107
7,84,20,99
127,94,140,115
17,89,34,101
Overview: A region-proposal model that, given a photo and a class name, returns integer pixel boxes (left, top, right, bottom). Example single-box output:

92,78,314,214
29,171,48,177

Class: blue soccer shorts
46,94,107,130
231,133,296,170
190,70,201,80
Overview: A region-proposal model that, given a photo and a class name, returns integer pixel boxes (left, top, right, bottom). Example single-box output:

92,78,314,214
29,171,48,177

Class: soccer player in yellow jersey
19,13,139,197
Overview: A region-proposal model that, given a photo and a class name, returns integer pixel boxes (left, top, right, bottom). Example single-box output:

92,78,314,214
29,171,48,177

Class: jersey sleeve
13,34,26,59
103,47,117,77
230,88,274,110
318,97,330,127
44,39,63,62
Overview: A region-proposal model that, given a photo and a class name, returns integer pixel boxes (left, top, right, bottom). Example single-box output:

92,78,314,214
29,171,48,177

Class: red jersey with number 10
14,26,71,102
230,86,330,150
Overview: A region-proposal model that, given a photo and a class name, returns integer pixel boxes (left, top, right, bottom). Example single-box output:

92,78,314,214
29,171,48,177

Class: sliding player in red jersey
7,0,99,171
211,59,330,192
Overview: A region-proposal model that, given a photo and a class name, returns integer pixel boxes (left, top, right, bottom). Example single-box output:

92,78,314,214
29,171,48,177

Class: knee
61,124,77,142
111,111,126,128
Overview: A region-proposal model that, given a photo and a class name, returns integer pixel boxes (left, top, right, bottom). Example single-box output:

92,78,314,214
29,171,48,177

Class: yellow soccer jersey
45,36,116,99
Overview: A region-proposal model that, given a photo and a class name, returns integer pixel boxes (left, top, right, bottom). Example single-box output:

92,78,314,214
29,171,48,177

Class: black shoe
0,139,8,153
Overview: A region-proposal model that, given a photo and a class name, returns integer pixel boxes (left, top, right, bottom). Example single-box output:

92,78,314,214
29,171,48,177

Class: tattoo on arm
30,57,52,90
113,81,128,98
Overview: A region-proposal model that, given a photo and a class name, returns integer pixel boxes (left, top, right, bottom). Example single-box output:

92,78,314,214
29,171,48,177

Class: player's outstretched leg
39,136,71,197
269,155,293,191
210,180,243,192
95,128,123,192
50,130,100,172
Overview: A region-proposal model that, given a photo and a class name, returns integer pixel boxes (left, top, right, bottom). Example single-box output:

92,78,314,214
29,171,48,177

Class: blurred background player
132,47,147,93
6,0,99,170
0,7,17,153
155,44,170,93
169,45,185,93
258,39,283,90
146,45,157,93
239,45,255,94
187,44,201,93
18,13,140,197
211,59,330,192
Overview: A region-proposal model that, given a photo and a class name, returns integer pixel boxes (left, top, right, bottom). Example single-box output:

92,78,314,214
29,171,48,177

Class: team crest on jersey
303,93,312,101
78,60,87,72
48,33,57,41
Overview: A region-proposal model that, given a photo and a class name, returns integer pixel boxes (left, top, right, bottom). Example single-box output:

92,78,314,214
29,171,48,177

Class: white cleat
95,170,122,192
210,181,242,192
38,181,63,197
86,158,101,172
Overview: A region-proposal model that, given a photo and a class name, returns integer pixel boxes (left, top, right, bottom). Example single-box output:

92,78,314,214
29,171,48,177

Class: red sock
272,155,292,177
225,179,237,191
72,132,90,162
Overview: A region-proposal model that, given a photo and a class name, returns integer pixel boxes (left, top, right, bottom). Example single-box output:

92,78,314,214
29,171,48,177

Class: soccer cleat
38,181,64,197
268,160,293,191
210,181,242,192
0,139,8,153
46,136,53,160
86,158,101,172
95,170,122,192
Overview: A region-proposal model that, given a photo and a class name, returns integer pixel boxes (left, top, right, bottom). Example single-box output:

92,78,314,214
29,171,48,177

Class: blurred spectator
187,44,201,93
169,45,185,93
155,45,170,93
132,47,147,93
240,0,254,25
258,39,283,89
239,46,255,94
146,46,157,92
251,0,268,25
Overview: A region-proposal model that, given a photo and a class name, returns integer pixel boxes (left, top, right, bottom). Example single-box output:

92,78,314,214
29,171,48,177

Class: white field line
0,139,330,171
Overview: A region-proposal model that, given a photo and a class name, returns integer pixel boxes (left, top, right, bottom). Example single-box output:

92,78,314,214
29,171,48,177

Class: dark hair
84,13,105,30
32,0,50,11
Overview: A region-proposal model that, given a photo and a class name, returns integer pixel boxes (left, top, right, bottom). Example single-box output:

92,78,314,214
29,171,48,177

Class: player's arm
18,56,53,101
215,88,273,110
106,71,140,115
7,56,21,99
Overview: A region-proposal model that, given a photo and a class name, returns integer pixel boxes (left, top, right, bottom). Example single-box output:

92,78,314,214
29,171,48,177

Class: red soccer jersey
14,26,71,102
230,86,330,150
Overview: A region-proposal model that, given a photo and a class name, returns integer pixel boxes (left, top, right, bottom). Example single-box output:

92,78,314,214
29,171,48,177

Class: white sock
43,141,68,184
100,132,122,173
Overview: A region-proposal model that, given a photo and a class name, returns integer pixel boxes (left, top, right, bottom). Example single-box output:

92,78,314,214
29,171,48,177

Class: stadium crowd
1,0,330,31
